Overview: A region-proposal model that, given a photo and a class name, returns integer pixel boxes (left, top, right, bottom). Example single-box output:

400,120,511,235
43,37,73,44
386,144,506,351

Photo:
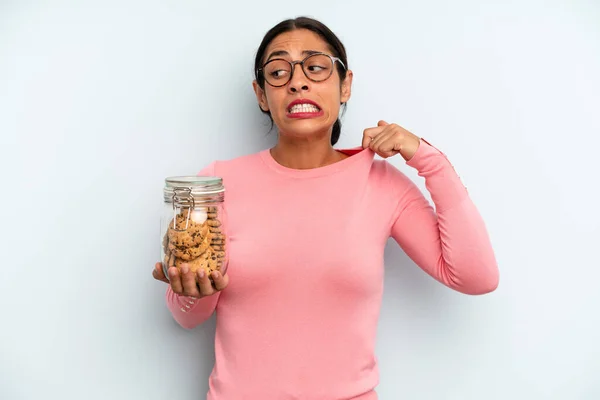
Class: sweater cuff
167,286,202,313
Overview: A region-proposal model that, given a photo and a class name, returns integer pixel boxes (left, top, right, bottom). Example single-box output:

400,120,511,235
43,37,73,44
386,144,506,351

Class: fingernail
211,271,219,279
198,270,205,279
181,265,189,274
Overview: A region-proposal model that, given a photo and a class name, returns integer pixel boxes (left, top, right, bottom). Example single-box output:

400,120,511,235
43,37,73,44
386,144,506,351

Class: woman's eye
271,70,288,78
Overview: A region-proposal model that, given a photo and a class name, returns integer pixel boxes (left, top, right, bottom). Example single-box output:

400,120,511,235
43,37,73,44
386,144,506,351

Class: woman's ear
252,80,269,112
340,70,353,104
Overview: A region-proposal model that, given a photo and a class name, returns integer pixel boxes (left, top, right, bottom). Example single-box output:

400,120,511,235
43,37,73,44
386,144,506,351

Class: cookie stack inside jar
161,176,228,283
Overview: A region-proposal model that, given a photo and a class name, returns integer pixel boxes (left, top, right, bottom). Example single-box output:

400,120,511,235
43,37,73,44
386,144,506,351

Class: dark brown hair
254,17,349,146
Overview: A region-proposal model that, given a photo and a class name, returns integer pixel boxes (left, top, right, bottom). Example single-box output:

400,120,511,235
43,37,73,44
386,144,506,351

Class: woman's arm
389,139,499,295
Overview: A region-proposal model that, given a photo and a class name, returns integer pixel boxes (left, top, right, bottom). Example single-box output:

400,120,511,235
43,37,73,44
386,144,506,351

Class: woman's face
253,29,353,142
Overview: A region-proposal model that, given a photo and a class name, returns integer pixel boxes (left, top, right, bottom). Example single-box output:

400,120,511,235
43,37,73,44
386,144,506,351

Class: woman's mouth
286,101,324,118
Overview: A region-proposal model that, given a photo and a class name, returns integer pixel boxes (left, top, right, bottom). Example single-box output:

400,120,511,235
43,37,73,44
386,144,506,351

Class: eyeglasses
257,52,346,87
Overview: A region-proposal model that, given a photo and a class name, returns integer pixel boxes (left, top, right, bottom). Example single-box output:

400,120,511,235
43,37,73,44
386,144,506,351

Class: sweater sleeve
165,287,221,329
164,160,223,329
389,139,499,295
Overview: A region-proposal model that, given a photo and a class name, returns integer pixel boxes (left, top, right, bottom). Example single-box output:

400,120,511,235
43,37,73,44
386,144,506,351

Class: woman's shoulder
198,149,266,177
367,156,417,198
370,156,410,180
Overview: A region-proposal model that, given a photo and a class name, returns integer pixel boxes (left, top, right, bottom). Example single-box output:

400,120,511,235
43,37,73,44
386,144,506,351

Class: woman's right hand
152,262,229,298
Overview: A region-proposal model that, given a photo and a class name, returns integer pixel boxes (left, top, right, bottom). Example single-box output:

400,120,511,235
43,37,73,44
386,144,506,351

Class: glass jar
161,176,228,283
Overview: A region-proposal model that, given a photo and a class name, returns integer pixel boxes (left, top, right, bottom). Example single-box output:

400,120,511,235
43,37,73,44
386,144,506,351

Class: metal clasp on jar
171,187,195,231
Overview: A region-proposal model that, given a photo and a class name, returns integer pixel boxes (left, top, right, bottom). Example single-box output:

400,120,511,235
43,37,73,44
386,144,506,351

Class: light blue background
1,1,599,399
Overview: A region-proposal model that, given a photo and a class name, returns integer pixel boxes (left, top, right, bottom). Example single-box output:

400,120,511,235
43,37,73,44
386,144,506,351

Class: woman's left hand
362,120,421,161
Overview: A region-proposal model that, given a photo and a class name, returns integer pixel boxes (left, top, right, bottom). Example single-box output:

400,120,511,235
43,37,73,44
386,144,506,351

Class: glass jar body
160,177,228,281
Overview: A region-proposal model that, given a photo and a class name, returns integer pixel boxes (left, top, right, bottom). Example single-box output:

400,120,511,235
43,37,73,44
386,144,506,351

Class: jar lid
163,176,225,203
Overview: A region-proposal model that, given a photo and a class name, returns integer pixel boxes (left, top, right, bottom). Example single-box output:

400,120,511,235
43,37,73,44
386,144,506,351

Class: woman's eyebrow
265,49,323,61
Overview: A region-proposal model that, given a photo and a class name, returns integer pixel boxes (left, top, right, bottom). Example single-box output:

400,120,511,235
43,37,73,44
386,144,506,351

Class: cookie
162,232,169,253
208,251,218,272
207,219,221,227
163,250,176,269
168,219,209,247
175,247,212,274
168,230,212,261
211,233,224,242
169,210,195,229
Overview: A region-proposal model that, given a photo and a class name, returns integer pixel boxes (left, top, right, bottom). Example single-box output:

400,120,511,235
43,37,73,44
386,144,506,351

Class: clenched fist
362,120,420,161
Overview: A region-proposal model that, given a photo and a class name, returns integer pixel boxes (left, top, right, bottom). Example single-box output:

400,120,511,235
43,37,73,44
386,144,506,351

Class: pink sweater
165,139,499,400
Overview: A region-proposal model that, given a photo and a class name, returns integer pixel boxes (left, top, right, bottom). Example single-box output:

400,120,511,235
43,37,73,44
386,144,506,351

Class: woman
152,16,498,400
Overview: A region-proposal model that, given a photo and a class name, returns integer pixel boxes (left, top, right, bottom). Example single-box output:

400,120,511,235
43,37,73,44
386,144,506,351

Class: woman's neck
270,137,348,170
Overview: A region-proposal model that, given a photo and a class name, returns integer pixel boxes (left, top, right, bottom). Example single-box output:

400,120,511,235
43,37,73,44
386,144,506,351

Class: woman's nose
289,84,309,92
288,64,310,93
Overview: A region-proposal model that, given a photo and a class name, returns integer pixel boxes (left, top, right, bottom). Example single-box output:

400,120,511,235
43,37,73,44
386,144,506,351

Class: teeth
289,104,320,113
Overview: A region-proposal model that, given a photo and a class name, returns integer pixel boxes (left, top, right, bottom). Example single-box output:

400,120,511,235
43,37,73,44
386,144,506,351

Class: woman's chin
280,126,331,140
